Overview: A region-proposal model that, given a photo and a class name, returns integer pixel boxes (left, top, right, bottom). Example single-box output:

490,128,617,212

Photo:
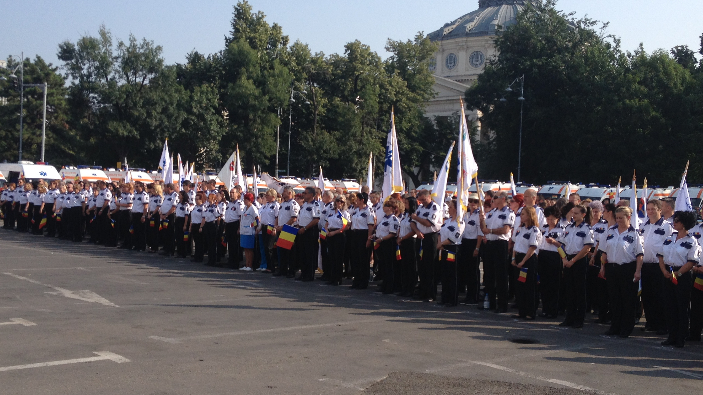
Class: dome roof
427,0,527,41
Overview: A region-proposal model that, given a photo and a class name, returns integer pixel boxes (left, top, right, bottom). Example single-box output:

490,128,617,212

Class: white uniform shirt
534,206,547,228
689,223,703,242
259,201,280,227
224,200,244,223
484,206,515,242
297,201,320,228
326,209,350,230
399,213,416,239
119,192,134,211
562,221,594,255
375,214,399,238
95,188,111,208
148,195,162,213
414,201,443,234
190,204,205,224
55,193,65,212
320,202,334,229
641,217,674,263
0,189,8,203
439,219,464,245
217,201,227,219
109,195,118,211
278,199,300,227
203,203,221,222
88,195,97,210
462,209,484,240
512,206,524,235
539,224,566,252
44,188,59,204
160,191,178,215
175,201,191,218
351,206,375,231
658,234,700,268
239,205,259,236
603,225,644,264
132,191,148,214
592,220,609,253
513,225,542,254
372,201,383,222
18,188,29,205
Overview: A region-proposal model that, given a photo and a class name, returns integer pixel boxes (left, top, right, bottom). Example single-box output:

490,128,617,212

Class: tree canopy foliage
466,0,703,186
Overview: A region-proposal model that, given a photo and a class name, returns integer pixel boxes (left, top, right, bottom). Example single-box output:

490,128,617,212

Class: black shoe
661,339,676,346
604,329,618,336
494,308,507,314
301,278,314,282
559,321,573,327
656,329,669,336
272,271,284,277
511,314,525,319
674,341,685,348
686,335,701,342
286,274,296,279
572,323,584,329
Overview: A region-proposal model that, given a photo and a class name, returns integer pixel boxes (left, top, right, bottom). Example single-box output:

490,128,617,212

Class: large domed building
425,0,526,141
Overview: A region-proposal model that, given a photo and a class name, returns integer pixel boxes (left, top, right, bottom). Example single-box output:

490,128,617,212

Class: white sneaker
242,267,253,271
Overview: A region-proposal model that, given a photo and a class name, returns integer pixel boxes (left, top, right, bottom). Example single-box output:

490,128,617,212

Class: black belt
328,228,340,231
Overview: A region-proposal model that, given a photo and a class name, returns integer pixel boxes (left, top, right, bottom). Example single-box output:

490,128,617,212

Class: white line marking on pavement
471,361,616,395
149,318,386,344
654,366,703,379
0,351,129,373
3,273,119,307
10,267,97,271
0,318,36,327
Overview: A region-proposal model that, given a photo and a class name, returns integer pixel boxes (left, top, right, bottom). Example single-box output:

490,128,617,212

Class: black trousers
32,204,42,234
204,221,218,265
380,238,396,293
441,245,459,305
690,275,703,340
320,237,330,279
663,268,692,343
130,213,146,250
71,206,84,242
515,252,538,318
563,255,588,325
343,229,353,277
216,221,227,258
3,202,15,229
538,250,561,316
146,213,160,251
44,203,55,236
458,239,479,302
175,216,187,257
641,262,666,331
16,204,28,232
118,210,131,242
262,231,277,271
298,228,318,280
327,231,346,283
351,230,371,288
400,238,417,295
160,213,176,254
98,208,110,244
418,232,439,300
62,206,75,240
594,252,611,323
27,203,35,233
608,261,639,336
225,221,240,265
484,239,509,310
191,223,204,262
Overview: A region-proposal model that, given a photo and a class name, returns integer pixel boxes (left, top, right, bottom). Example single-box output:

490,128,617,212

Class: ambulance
537,183,584,200
0,161,62,183
60,166,110,182
576,185,617,201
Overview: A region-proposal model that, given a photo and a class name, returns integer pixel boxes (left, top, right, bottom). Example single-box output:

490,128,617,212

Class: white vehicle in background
514,183,540,195
330,179,361,193
0,161,62,182
60,166,110,183
537,183,584,200
0,170,6,191
468,180,512,194
669,187,703,215
576,185,617,201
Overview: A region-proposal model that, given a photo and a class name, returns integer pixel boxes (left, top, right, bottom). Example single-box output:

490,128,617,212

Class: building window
429,57,436,72
469,51,485,68
445,53,457,70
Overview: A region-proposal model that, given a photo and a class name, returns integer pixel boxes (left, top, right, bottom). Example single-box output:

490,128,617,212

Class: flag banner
183,231,189,242
694,275,703,291
457,99,479,220
56,214,62,222
419,247,423,259
22,211,28,218
261,173,287,195
318,166,326,191
396,246,402,261
266,225,275,235
374,239,381,250
637,279,642,296
158,139,170,178
150,220,155,228
557,246,567,259
518,267,528,283
39,215,47,229
235,145,245,189
510,173,517,197
129,225,134,234
382,109,403,199
447,251,456,262
431,142,454,206
110,219,116,228
367,152,373,192
337,210,349,230
614,177,621,204
319,228,327,240
276,224,298,250
31,218,35,224
631,172,640,231
90,216,96,224
163,219,169,229
676,161,693,212
164,154,174,184
220,235,227,247
671,268,678,285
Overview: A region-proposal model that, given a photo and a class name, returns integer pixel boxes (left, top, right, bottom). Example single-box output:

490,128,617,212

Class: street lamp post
500,74,525,182
287,87,308,177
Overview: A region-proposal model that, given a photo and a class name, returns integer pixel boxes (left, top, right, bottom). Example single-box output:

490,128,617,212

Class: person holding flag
239,193,259,271
350,192,375,289
413,189,444,301
511,206,542,319
373,199,400,294
325,196,350,285
274,186,300,278
658,210,699,347
258,189,280,273
438,200,464,307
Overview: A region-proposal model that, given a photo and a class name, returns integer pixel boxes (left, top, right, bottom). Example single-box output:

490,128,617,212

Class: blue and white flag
510,172,517,198
382,109,403,200
158,139,170,180
457,99,479,220
630,172,640,231
675,161,693,212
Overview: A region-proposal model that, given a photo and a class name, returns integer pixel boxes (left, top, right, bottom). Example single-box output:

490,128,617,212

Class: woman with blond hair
511,206,542,319
147,183,163,253
32,184,47,235
258,189,280,272
326,194,351,285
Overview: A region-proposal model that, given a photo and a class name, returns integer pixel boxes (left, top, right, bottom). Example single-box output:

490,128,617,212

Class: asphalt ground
0,229,702,394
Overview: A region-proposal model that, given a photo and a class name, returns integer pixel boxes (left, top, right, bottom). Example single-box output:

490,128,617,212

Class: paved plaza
0,230,701,394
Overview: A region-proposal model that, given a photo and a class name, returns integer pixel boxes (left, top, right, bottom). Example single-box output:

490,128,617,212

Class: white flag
318,166,326,192
614,177,621,204
164,154,174,184
382,110,403,200
457,99,479,220
367,152,373,192
177,154,184,188
252,165,258,193
642,178,648,219
218,151,237,192
431,142,454,206
235,145,245,189
510,172,517,197
675,161,693,212
158,139,170,180
630,173,639,231
124,158,131,183
261,173,286,195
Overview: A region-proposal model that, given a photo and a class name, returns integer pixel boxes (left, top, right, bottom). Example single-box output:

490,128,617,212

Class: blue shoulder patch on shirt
623,235,634,244
522,232,531,240
468,220,476,226
681,241,693,250
606,234,614,240
594,227,606,234
498,214,507,220
576,231,586,238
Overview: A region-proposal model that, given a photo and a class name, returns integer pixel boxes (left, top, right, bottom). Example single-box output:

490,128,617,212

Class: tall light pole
287,87,308,177
500,74,525,182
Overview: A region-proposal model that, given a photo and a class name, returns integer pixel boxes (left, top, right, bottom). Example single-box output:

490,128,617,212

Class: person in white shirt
325,194,350,285
539,205,567,318
189,192,206,262
146,183,163,253
511,206,542,319
175,190,192,258
117,183,134,246
225,188,244,268
296,187,321,281
397,196,419,297
412,190,444,302
275,186,300,277
559,204,594,328
459,194,483,304
128,182,149,251
658,210,699,347
601,206,643,338
374,199,400,294
438,200,464,306
350,192,375,289
258,189,280,273
43,180,59,237
1,182,15,229
159,183,179,256
479,192,515,312
239,192,259,271
94,180,112,245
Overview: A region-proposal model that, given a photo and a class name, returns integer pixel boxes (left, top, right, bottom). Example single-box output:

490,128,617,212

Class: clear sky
1,0,701,69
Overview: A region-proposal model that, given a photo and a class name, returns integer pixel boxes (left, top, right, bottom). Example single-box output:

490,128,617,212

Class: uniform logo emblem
523,232,531,240
623,235,634,244
663,239,673,245
576,231,587,238
681,241,693,250
498,214,507,220
606,234,614,240
654,228,666,236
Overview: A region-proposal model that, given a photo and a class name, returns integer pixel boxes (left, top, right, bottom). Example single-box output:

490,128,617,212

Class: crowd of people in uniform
2,178,703,348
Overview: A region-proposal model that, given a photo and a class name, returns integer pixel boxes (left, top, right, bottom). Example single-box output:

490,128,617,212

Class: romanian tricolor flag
396,246,402,261
447,251,456,262
110,219,116,228
319,228,327,240
276,224,298,250
90,216,96,224
150,219,155,227
419,247,423,259
557,246,567,259
694,275,703,291
22,210,28,218
129,225,134,234
220,235,227,247
266,225,275,235
518,267,528,283
337,210,349,230
56,214,62,222
671,268,678,285
162,219,169,229
373,239,381,250
183,231,189,242
39,215,47,229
